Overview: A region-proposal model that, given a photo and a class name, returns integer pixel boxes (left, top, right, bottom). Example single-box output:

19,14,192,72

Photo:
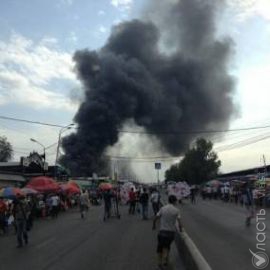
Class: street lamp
30,138,46,175
30,138,46,160
55,123,74,166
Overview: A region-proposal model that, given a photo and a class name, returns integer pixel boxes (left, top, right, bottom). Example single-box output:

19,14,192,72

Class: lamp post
55,124,74,167
30,138,46,175
30,138,46,160
155,162,161,189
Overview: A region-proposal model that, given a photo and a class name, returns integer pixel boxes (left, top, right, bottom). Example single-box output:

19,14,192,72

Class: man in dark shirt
140,188,149,220
13,195,29,248
103,190,112,220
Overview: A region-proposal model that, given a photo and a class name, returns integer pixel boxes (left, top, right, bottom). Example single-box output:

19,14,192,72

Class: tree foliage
165,138,221,185
0,136,13,162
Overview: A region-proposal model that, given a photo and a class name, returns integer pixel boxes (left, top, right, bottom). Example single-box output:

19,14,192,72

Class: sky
0,0,270,182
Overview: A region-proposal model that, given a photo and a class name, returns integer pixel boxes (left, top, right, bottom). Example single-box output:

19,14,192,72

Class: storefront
0,173,26,187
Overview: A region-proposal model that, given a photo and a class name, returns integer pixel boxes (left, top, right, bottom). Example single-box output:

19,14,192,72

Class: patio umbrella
21,187,39,195
60,183,80,195
26,176,60,193
68,180,81,189
0,187,25,198
99,183,113,191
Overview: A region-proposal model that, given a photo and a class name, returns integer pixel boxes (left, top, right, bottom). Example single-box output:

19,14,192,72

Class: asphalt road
180,198,270,270
0,204,184,270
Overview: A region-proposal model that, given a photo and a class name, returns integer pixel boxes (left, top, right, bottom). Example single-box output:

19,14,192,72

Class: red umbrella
99,183,113,191
60,183,80,195
68,180,80,189
26,176,60,193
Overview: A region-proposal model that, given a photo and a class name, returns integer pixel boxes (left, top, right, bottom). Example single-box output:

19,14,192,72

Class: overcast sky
0,0,270,181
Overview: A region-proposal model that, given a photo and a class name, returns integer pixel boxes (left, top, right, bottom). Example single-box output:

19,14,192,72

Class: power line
0,115,65,128
215,131,270,150
119,125,270,135
45,142,58,150
106,155,181,161
215,133,270,153
2,114,270,134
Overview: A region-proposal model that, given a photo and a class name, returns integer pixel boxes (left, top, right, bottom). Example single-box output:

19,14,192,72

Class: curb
175,231,212,270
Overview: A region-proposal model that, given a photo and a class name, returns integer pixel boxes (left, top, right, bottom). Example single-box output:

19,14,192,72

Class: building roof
218,165,270,179
0,173,26,182
0,162,20,167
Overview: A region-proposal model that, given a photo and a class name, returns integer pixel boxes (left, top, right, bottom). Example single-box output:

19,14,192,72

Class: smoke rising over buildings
61,0,236,176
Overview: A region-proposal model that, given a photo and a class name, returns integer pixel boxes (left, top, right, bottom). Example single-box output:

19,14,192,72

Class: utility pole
54,124,74,179
263,154,267,176
155,162,161,188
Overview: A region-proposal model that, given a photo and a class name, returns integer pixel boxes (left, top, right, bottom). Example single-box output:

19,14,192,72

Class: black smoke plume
61,0,235,176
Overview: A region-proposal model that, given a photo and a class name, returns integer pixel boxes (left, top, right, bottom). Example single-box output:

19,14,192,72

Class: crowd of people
0,183,184,270
99,186,162,221
200,182,266,208
127,187,162,220
190,180,269,227
0,191,87,247
2,179,269,269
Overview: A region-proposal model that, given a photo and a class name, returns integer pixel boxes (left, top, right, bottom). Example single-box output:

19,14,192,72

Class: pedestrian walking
79,190,89,219
128,188,136,215
206,186,213,200
224,185,230,202
51,194,60,218
13,195,30,248
150,189,161,216
0,199,7,234
140,188,149,220
26,197,36,231
103,189,113,221
242,182,254,226
152,195,183,269
190,187,196,204
135,189,141,214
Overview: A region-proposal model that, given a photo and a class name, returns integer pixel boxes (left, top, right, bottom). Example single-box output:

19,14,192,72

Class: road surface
180,198,270,270
0,204,184,270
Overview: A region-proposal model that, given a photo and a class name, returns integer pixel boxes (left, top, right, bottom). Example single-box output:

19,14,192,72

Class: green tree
0,136,13,162
165,138,221,185
165,164,181,182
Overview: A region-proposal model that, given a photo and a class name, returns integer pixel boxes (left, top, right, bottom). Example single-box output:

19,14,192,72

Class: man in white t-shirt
79,190,89,219
153,195,183,268
150,189,161,215
51,195,59,218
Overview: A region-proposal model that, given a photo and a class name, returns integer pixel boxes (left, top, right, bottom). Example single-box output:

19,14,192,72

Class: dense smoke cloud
61,0,235,176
